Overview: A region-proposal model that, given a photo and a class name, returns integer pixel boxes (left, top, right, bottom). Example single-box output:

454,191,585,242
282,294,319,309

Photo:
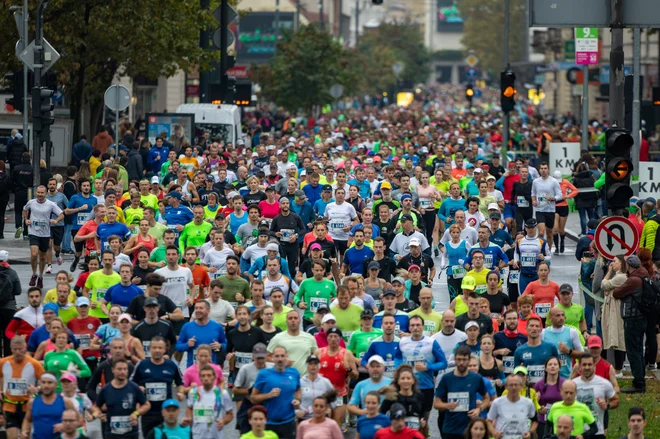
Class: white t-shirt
155,266,193,317
487,396,536,437
465,211,485,229
431,329,468,385
112,253,132,272
24,198,63,237
324,201,357,241
242,243,269,266
441,226,478,247
263,275,299,302
203,246,236,280
187,387,233,439
488,189,504,203
573,375,616,435
208,299,236,325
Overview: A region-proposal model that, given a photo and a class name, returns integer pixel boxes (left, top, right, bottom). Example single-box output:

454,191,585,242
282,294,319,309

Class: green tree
251,24,359,114
458,0,526,73
0,0,220,139
358,19,431,89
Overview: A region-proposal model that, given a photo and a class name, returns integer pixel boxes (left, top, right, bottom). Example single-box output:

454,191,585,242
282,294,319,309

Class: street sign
212,29,235,50
18,39,60,76
104,84,131,111
465,54,479,67
638,162,660,198
466,67,478,80
329,84,344,99
529,0,660,27
213,4,237,24
594,216,639,260
549,142,580,175
575,28,599,65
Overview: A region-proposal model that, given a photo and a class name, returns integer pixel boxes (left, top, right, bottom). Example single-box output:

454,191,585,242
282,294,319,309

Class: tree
251,24,359,115
458,0,526,74
0,0,219,139
358,19,432,90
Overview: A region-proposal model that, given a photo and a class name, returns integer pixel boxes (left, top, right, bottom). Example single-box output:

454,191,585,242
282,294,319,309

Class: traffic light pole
609,0,625,215
220,0,229,101
581,65,589,151
199,0,210,103
31,0,48,190
22,0,28,144
502,0,510,165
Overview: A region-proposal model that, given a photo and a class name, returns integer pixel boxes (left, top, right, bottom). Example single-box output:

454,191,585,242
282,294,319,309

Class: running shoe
14,227,22,239
37,276,43,289
29,274,37,286
45,264,52,274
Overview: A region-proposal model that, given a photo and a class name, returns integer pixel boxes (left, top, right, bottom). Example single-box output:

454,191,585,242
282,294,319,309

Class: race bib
96,289,107,301
527,365,545,384
502,356,515,374
76,334,91,350
537,195,547,207
520,253,536,268
405,354,425,367
448,392,469,412
77,212,91,226
32,221,47,232
509,271,519,284
534,303,551,318
143,341,151,358
309,297,328,313
343,331,353,341
516,196,529,208
451,265,466,279
384,360,396,374
475,284,487,295
329,221,344,231
420,198,432,208
503,420,523,439
194,405,215,423
280,229,294,242
484,254,494,268
110,416,132,435
145,382,167,401
235,352,252,366
6,378,28,396
405,416,420,430
423,321,437,335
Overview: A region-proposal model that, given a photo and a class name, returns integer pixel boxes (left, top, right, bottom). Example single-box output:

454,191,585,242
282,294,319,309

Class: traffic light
4,71,25,113
465,84,474,106
234,81,252,106
605,126,634,210
32,87,55,134
500,70,516,112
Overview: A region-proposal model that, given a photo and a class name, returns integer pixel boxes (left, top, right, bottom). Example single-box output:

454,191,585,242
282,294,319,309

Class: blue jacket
147,146,169,174
291,201,315,237
302,183,323,206
72,140,92,166
348,178,371,199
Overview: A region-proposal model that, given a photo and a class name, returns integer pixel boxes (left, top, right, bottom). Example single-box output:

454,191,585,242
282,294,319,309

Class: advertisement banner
146,114,195,149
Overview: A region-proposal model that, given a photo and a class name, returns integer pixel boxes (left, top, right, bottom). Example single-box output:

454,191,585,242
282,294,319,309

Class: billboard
146,113,195,149
437,0,463,31
237,12,295,64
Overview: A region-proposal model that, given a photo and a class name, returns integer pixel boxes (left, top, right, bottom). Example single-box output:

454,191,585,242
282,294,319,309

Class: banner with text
638,162,660,198
549,142,581,176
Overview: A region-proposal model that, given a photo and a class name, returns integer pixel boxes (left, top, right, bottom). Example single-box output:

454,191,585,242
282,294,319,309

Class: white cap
321,314,336,324
409,238,421,247
150,176,160,184
119,313,132,323
553,170,562,180
465,321,480,331
266,144,276,150
487,202,500,211
288,136,296,143
368,355,385,365
473,168,483,173
0,250,8,262
286,162,297,170
237,139,245,145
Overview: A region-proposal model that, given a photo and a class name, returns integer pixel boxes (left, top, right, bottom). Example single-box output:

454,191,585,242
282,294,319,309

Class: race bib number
76,334,91,350
520,253,537,268
330,221,344,231
384,361,396,374
509,271,519,284
96,289,107,301
110,416,132,435
527,365,545,384
537,195,547,207
280,229,294,242
343,331,353,341
194,406,215,423
577,387,598,422
6,378,28,396
475,284,487,295
420,198,432,208
484,254,494,268
235,352,252,366
405,354,425,366
517,196,529,208
534,303,551,318
448,392,469,412
423,321,437,335
143,341,151,358
502,356,515,374
145,382,168,401
451,265,466,279
77,212,91,226
32,221,47,232
503,420,523,439
309,297,328,313
405,416,420,430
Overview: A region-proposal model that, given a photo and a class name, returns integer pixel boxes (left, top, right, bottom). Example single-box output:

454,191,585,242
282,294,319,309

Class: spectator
126,141,144,181
92,126,113,154
72,135,92,166
6,130,27,170
0,161,10,239
10,152,33,239
0,250,21,356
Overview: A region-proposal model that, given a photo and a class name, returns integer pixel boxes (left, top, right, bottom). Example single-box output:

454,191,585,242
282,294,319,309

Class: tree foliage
0,0,221,138
251,24,360,114
458,0,526,73
358,19,432,89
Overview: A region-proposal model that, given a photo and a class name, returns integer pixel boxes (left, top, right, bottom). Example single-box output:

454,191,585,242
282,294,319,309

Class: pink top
258,199,281,219
296,418,344,439
183,363,224,387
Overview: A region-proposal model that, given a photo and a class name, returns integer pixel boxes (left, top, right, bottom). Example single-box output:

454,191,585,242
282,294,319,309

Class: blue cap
465,163,475,169
162,399,179,409
644,197,656,205
43,303,58,314
167,191,182,200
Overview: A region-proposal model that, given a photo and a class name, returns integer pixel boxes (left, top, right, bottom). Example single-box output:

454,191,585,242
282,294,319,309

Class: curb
565,227,581,243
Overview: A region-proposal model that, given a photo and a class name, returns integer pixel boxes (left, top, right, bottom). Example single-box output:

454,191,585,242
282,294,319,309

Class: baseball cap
380,181,392,190
490,212,501,220
361,309,374,319
60,373,77,383
461,276,476,291
43,303,58,314
465,321,480,331
306,355,320,363
401,214,413,222
408,264,421,272
626,255,641,268
587,335,603,349
559,283,574,294
322,184,332,192
259,229,271,237
508,162,517,169
294,190,307,199
389,403,407,420
0,250,7,262
326,327,343,338
382,289,396,297
119,313,132,323
217,159,227,165
514,366,528,375
473,168,483,174
525,218,538,228
368,261,380,271
316,304,330,314
392,276,406,285
206,174,215,181
144,297,159,307
321,314,337,324
150,176,160,184
167,191,182,200
266,144,276,150
487,202,499,211
252,342,268,358
310,243,323,251
286,162,297,170
76,297,90,307
162,399,180,409
409,238,421,247
368,355,385,365
270,287,283,295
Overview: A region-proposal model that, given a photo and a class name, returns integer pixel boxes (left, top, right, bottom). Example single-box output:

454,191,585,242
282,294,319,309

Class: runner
20,374,75,439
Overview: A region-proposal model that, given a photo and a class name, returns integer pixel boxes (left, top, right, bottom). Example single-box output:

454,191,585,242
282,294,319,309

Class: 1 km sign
594,216,639,260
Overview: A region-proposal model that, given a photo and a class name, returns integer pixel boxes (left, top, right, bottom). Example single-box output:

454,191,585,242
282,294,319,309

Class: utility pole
632,27,641,191
219,0,229,101
319,0,324,30
609,0,625,127
582,65,589,151
22,0,28,144
295,0,301,31
275,0,280,41
32,0,50,190
502,0,510,158
355,0,359,46
200,0,210,103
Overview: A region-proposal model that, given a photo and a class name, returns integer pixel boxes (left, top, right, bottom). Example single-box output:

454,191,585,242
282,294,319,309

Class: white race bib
193,405,215,423
516,196,529,208
420,198,432,208
330,221,344,231
235,352,252,366
534,302,551,318
77,212,91,226
405,354,425,366
509,271,519,284
527,365,545,384
32,221,47,232
280,229,294,242
110,416,132,435
405,416,420,430
448,392,470,412
520,253,536,268
96,288,107,301
451,265,466,279
309,297,328,313
76,334,91,350
6,378,28,396
145,382,168,401
502,356,515,374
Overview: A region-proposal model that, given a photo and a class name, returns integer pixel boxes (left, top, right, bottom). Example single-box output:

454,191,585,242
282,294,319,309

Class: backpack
638,277,660,317
0,270,15,306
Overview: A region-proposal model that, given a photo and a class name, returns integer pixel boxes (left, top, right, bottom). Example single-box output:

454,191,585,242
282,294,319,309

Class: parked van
175,103,244,146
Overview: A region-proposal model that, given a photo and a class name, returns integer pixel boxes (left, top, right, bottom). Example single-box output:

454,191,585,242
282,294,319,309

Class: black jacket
126,149,144,181
0,171,11,195
10,163,33,193
573,170,598,209
6,138,27,168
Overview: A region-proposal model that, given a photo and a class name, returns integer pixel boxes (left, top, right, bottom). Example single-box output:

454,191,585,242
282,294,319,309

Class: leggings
422,209,437,247
447,274,462,302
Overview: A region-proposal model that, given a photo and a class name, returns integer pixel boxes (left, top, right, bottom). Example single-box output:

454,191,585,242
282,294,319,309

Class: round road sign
594,216,639,260
104,84,131,111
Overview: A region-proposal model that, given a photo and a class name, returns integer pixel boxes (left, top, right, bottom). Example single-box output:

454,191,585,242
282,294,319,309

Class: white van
175,103,244,146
